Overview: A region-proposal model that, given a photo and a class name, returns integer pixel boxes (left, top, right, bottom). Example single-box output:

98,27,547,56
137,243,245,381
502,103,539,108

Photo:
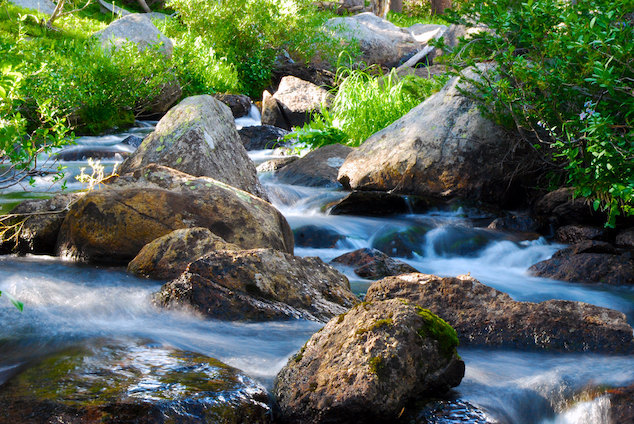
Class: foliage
157,18,240,96
289,67,449,149
444,0,633,225
166,0,351,98
0,290,24,311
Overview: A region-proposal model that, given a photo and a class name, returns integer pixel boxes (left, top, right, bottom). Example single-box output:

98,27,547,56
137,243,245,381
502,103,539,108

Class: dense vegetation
442,0,633,224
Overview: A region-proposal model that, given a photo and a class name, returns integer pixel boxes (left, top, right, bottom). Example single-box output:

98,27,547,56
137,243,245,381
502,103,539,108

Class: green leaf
593,199,601,211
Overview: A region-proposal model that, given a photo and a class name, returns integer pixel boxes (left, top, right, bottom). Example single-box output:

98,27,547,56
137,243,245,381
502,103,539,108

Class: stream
0,114,633,423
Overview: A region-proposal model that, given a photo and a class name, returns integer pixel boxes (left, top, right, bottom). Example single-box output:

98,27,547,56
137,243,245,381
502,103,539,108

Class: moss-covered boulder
56,165,293,264
154,248,359,322
0,338,270,424
273,299,464,423
118,95,267,200
1,193,83,255
365,273,634,353
127,227,240,280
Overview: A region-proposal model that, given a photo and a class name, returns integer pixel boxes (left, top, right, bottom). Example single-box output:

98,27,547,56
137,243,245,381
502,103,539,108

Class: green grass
386,10,446,27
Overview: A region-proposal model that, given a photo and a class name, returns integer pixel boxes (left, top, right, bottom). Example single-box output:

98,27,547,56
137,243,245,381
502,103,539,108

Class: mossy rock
371,226,429,258
0,338,270,423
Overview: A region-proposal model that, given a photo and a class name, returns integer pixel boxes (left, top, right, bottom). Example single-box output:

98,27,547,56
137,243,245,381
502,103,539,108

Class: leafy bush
166,0,350,98
290,67,449,149
444,0,633,225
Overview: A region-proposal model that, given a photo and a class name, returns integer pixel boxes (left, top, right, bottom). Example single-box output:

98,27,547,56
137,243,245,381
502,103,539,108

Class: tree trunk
431,0,452,15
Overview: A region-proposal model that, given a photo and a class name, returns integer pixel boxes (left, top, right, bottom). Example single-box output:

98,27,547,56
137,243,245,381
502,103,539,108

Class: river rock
0,338,270,424
239,125,290,151
213,93,251,118
328,191,411,216
555,224,607,244
324,13,421,67
9,0,56,14
154,248,358,322
95,13,173,58
121,134,144,148
364,273,634,352
257,156,299,173
294,225,345,248
338,66,527,205
271,63,336,91
275,144,352,187
371,225,429,258
616,228,634,249
1,193,83,255
275,76,332,128
261,90,289,130
56,164,293,264
528,242,633,286
273,299,464,423
118,95,267,199
608,384,634,424
533,187,603,227
331,248,419,279
128,227,240,280
139,78,182,118
56,145,132,161
487,214,538,233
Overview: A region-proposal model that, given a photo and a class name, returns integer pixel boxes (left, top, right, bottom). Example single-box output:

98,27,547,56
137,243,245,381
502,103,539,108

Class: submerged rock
154,248,358,322
364,273,634,353
275,144,353,187
273,299,464,423
95,13,173,57
56,165,293,264
128,227,240,280
293,225,345,249
256,157,299,173
328,191,411,216
529,242,633,286
1,193,83,255
0,338,270,424
338,66,531,205
331,248,419,279
239,125,290,151
371,226,429,258
118,95,267,200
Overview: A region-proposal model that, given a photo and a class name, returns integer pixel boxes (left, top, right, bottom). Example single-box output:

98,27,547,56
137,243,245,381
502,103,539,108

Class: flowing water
1,113,633,423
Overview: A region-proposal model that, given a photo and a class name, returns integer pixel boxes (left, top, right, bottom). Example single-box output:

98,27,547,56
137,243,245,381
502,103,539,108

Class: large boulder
555,224,607,244
331,248,419,279
533,187,604,227
528,241,633,286
127,227,240,280
212,93,251,118
1,193,83,255
616,228,634,249
95,13,173,58
275,144,353,187
0,338,270,424
154,248,359,322
262,76,332,129
338,67,526,205
273,299,464,423
324,13,421,67
364,273,634,353
118,95,267,200
327,191,412,216
56,165,293,264
9,0,56,14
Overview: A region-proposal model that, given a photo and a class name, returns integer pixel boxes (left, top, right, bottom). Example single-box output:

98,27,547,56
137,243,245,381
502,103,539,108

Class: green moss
356,317,394,336
415,307,459,359
336,313,346,324
294,342,308,363
368,356,385,377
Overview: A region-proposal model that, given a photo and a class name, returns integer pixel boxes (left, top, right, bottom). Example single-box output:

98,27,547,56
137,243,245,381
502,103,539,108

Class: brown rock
528,243,633,286
328,191,411,216
608,384,634,424
118,95,267,200
293,225,345,248
273,299,464,423
275,144,352,187
56,165,293,264
364,273,634,353
256,156,299,173
331,248,419,279
555,224,607,244
212,93,251,118
338,66,530,205
270,76,332,129
270,63,335,91
127,227,240,280
1,193,83,255
239,125,290,151
616,227,634,249
533,187,604,226
154,248,358,322
261,90,289,130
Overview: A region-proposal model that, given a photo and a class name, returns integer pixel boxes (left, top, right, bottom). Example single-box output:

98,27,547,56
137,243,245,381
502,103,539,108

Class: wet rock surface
56,165,293,264
328,191,411,216
554,224,607,244
127,227,240,280
533,187,604,227
118,95,267,200
1,193,83,255
338,67,530,205
273,299,464,423
239,125,290,151
256,156,299,173
275,144,352,187
607,384,634,424
616,227,634,249
294,225,345,248
154,248,359,322
529,241,633,285
331,248,419,279
0,338,270,424
364,273,634,353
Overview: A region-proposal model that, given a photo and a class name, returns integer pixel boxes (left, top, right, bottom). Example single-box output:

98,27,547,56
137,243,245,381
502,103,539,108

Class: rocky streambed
0,92,633,424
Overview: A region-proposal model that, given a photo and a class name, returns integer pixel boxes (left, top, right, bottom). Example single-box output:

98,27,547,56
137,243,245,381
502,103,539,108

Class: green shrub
290,67,449,149
444,0,633,225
